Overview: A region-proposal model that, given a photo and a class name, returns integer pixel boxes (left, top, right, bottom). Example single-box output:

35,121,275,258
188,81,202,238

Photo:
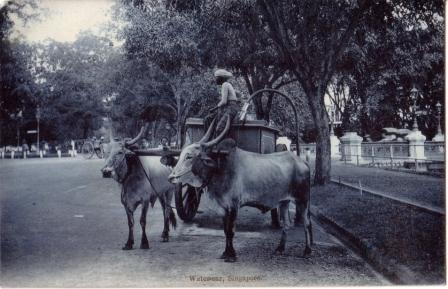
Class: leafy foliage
0,0,40,146
30,32,115,141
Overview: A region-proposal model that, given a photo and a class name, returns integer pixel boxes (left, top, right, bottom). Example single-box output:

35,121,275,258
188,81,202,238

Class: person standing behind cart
204,69,240,137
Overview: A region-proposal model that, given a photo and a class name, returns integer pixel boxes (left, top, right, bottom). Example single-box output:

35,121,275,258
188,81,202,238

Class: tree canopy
0,0,443,183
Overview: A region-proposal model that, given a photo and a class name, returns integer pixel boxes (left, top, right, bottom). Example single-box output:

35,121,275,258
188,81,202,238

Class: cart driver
204,69,240,137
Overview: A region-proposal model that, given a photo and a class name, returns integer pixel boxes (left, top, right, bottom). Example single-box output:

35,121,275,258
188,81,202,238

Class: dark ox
168,116,312,262
101,125,177,250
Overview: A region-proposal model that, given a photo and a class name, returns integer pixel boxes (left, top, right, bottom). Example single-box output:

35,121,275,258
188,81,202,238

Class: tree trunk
263,92,275,122
305,87,331,185
252,81,265,120
176,95,181,148
0,119,3,147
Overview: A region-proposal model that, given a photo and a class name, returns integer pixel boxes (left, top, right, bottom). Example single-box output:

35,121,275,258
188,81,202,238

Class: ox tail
168,206,177,230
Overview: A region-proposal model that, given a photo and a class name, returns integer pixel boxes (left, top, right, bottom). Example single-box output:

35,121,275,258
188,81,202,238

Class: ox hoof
219,250,236,260
161,232,169,242
224,256,237,263
140,242,149,249
122,244,133,250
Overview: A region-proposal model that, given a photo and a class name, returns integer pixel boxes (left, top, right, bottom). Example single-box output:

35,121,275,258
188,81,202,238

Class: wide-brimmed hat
214,69,233,78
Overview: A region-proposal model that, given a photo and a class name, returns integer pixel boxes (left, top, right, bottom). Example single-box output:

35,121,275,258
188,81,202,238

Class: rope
136,155,161,197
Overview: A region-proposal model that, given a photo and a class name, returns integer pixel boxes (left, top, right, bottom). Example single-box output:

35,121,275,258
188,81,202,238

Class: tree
0,0,39,146
256,0,443,184
335,2,444,140
115,2,216,146
195,0,293,121
31,32,115,141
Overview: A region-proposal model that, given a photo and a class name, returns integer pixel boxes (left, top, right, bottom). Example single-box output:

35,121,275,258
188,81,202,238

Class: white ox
168,116,312,262
101,124,177,250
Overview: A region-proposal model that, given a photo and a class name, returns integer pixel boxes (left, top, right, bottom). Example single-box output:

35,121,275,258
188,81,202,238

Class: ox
101,125,177,250
168,116,312,262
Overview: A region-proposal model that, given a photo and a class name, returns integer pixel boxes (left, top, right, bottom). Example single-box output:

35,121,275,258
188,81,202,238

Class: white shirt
217,82,237,107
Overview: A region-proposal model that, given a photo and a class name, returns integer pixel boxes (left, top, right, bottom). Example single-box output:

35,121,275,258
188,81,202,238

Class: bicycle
81,139,104,159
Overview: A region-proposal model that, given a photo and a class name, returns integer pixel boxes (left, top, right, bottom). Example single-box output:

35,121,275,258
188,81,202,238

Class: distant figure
22,140,29,154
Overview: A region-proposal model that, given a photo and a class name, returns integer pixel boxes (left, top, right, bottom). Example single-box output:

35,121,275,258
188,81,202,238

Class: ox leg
220,208,237,262
140,201,150,249
295,205,302,225
270,209,281,229
160,198,170,242
298,202,312,257
123,207,135,250
274,201,290,254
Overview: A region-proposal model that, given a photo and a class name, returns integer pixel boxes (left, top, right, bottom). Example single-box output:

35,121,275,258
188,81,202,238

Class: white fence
296,141,444,167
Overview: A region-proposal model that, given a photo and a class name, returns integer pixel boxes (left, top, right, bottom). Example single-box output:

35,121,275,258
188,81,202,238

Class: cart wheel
175,184,202,222
81,142,94,159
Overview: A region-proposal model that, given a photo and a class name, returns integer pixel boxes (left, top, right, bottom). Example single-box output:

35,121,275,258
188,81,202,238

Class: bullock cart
135,89,300,223
132,119,280,222
170,89,300,222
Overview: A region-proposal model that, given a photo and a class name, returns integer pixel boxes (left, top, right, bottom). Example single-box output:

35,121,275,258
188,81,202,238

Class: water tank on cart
184,118,280,154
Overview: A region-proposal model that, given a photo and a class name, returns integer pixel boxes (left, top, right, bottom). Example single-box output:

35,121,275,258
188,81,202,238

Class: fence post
339,132,362,164
11,151,14,159
415,158,418,171
40,151,43,158
1,151,4,159
390,144,393,168
305,149,311,162
57,150,62,158
356,154,359,166
405,130,426,164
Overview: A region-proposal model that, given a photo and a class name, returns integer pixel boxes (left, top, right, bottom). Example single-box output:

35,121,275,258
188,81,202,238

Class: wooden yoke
133,147,182,157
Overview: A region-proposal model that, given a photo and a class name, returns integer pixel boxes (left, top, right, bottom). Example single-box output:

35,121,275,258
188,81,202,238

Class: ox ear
160,155,178,167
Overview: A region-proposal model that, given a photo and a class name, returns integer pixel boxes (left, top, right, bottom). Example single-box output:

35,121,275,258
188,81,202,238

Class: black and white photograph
0,0,445,287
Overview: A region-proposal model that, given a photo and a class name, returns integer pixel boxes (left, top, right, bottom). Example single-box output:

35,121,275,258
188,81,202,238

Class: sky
12,0,115,43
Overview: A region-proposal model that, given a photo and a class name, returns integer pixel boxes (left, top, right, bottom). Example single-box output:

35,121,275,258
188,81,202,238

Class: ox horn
125,123,149,146
198,118,217,143
202,115,231,148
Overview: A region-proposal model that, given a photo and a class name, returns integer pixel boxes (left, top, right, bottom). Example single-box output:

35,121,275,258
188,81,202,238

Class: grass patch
312,183,445,284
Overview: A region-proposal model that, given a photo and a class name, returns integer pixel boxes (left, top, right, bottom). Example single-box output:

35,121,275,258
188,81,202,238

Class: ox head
101,124,148,183
168,115,232,187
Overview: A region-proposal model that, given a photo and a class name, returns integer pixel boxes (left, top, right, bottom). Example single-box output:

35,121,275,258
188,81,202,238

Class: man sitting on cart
204,69,240,137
